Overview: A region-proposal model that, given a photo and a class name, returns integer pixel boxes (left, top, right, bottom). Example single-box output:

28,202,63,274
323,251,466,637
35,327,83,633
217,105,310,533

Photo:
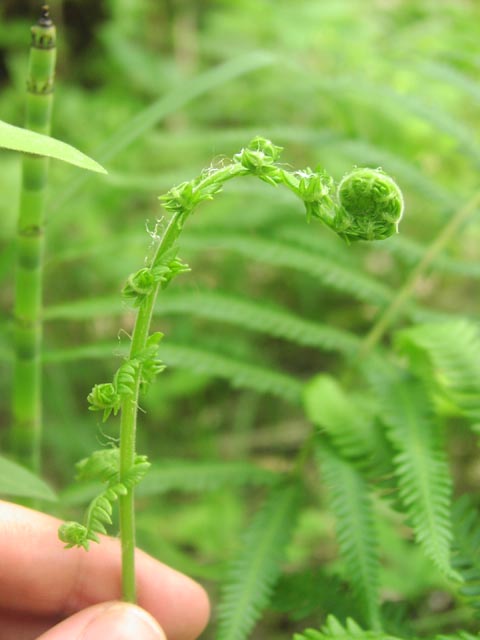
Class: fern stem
359,190,480,356
114,141,402,601
10,7,56,471
118,209,184,602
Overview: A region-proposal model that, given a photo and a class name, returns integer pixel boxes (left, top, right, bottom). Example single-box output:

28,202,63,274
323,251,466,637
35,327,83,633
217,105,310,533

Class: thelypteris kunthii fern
10,6,56,472
58,137,404,606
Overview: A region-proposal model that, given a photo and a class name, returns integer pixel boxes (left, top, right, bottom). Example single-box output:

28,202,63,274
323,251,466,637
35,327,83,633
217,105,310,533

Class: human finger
0,501,209,640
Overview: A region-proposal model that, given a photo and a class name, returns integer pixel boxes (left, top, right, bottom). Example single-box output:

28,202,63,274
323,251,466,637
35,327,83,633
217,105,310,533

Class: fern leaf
216,483,301,640
156,291,360,355
181,232,392,307
451,495,480,617
139,460,280,495
318,76,480,167
397,320,480,422
44,341,303,404
317,445,381,630
45,289,361,355
272,568,356,622
373,367,457,580
304,375,386,472
294,615,402,640
161,343,303,404
387,236,480,279
61,460,279,506
436,634,480,640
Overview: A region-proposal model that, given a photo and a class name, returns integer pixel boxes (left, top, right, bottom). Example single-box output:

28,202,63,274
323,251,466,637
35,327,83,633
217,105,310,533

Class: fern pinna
57,137,403,613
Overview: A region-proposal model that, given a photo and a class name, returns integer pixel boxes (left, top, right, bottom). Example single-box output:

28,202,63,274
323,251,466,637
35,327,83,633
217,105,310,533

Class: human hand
0,501,210,640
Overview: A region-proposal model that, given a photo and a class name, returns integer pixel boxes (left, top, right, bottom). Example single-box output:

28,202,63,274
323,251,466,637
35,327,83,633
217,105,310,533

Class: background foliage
1,1,480,638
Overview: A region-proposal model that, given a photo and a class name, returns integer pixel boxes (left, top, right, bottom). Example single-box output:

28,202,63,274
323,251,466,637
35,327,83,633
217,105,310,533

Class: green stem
11,7,56,471
118,212,182,602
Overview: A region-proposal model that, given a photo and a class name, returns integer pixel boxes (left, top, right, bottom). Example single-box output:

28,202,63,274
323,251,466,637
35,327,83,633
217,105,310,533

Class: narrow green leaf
0,119,106,173
0,454,57,501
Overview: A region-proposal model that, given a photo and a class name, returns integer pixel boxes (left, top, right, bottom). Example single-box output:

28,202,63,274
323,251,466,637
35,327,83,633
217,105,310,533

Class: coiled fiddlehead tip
334,168,404,242
58,522,89,550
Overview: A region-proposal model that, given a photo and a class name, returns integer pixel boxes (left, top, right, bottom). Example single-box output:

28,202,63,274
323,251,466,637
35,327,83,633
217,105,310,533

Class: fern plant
57,136,404,608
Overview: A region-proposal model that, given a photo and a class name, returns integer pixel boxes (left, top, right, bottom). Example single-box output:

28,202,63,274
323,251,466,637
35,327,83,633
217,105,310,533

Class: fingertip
37,602,167,640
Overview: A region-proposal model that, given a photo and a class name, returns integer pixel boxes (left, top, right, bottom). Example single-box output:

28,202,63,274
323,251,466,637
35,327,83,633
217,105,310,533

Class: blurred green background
1,1,480,638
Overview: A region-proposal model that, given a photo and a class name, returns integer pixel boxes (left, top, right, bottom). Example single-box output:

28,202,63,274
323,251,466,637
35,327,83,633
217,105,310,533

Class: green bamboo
11,6,56,471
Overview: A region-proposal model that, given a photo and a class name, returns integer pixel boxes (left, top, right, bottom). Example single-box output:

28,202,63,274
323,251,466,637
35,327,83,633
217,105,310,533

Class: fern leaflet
451,495,480,617
372,367,457,580
397,320,480,422
216,483,301,640
317,444,381,631
45,341,303,405
305,375,387,474
45,289,361,355
181,231,393,307
294,615,401,640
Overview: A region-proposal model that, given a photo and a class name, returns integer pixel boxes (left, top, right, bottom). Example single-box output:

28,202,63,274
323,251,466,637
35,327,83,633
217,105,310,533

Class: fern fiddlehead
60,137,403,604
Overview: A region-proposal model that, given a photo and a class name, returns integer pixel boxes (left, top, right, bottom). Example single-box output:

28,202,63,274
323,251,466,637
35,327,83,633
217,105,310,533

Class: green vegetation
1,1,480,639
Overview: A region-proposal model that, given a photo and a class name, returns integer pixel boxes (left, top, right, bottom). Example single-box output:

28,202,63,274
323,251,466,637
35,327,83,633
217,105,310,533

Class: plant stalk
118,211,183,602
11,6,56,471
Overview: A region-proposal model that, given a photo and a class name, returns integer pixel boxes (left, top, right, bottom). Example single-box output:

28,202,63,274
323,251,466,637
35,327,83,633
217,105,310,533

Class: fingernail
82,603,165,640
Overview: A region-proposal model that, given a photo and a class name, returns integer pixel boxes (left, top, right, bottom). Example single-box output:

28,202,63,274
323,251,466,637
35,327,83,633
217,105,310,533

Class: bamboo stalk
11,6,56,471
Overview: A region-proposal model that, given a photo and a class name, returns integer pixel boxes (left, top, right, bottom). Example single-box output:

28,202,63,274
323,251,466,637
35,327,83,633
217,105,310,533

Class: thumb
37,602,166,640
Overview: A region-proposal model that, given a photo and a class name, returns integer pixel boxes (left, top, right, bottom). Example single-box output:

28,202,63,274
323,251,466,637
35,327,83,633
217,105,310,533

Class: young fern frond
216,483,301,640
317,444,382,631
60,137,403,602
397,320,480,422
294,615,402,640
451,496,480,617
58,449,150,550
372,367,458,581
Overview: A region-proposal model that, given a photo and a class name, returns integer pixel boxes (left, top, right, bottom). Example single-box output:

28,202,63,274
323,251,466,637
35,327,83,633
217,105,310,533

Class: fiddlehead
60,138,404,605
335,168,404,242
